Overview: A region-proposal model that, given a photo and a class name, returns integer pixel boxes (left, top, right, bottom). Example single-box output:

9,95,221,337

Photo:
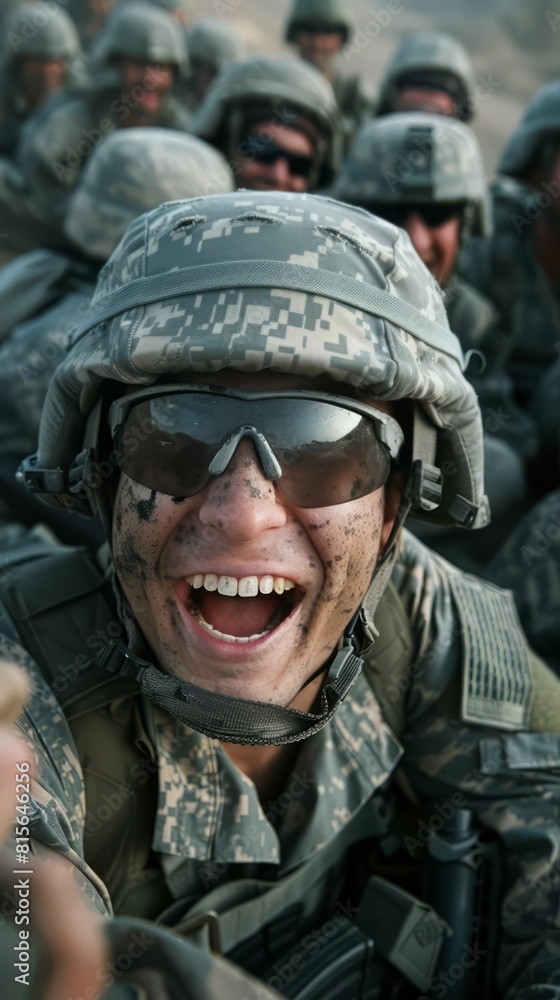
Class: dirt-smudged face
112,371,401,708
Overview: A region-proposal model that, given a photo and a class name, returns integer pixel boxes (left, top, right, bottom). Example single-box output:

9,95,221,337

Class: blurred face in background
294,27,344,78
393,86,457,117
116,59,175,121
400,206,462,284
18,57,68,108
237,122,316,193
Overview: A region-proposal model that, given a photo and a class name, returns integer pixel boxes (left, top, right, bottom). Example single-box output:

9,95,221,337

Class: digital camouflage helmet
284,0,352,44
93,1,187,71
376,33,476,123
334,112,491,238
64,128,234,260
3,1,82,64
193,56,341,187
498,80,560,179
25,191,486,533
187,17,242,71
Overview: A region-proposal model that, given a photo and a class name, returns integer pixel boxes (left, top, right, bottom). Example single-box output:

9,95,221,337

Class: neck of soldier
221,665,328,803
535,209,560,288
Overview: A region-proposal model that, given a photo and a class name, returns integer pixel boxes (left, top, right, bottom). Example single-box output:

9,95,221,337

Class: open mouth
180,573,299,644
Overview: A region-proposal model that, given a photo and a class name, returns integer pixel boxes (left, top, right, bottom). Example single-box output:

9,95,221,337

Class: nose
197,439,288,540
402,211,436,259
265,156,295,189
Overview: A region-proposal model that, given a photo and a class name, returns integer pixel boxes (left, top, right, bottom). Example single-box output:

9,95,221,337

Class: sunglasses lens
247,141,314,178
113,394,392,506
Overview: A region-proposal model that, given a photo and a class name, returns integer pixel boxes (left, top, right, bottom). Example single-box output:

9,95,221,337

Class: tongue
195,592,285,638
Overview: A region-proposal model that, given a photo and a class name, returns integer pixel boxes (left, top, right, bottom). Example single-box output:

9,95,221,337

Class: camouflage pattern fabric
0,530,559,997
36,192,487,528
376,32,476,122
333,111,491,236
460,177,560,400
485,490,560,676
332,72,375,150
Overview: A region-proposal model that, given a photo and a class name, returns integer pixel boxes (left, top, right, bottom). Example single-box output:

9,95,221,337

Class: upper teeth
185,574,296,597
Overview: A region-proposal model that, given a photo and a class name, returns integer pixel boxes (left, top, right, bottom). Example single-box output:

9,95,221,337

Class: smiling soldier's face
111,370,401,708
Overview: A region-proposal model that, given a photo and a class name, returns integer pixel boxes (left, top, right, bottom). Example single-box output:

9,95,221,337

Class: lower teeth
189,607,274,643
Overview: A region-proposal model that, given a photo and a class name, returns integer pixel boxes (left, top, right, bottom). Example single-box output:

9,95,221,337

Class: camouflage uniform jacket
2,530,560,997
14,85,193,228
332,73,375,149
459,178,560,401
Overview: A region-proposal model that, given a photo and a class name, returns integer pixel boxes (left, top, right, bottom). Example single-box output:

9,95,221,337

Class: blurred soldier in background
461,81,560,400
0,2,190,253
194,55,341,192
284,0,374,145
334,111,536,567
66,0,117,53
0,1,87,159
179,17,243,111
460,80,560,497
376,32,476,122
0,128,234,548
132,0,193,25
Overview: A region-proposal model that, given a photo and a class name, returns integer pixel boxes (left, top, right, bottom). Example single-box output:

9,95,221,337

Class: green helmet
94,2,187,69
26,192,486,532
187,17,242,70
4,1,82,63
118,0,193,17
193,56,341,187
285,0,352,44
376,33,476,123
63,128,234,261
334,112,491,237
498,80,560,178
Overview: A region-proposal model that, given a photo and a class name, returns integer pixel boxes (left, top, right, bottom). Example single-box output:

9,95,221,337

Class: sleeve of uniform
392,532,560,997
0,629,113,917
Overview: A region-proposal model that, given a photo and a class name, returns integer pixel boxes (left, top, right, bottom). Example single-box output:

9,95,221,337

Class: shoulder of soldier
159,93,193,131
332,72,376,115
390,529,560,735
445,275,501,350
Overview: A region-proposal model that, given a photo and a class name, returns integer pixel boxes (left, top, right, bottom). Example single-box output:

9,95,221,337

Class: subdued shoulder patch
449,574,532,731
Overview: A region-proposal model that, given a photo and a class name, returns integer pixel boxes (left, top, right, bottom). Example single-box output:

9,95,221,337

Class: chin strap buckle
407,459,443,513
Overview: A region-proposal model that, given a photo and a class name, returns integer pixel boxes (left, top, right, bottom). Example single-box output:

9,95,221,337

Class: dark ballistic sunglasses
243,138,315,179
108,386,404,508
368,202,465,230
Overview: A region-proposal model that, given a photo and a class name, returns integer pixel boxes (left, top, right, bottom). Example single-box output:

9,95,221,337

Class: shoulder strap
360,581,416,738
0,544,139,719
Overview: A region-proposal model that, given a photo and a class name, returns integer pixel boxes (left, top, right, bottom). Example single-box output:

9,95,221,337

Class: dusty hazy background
188,0,560,175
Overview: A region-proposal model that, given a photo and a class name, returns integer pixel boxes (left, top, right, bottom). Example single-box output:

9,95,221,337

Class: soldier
460,80,560,407
376,32,476,122
193,55,340,192
66,0,117,53
5,2,190,247
1,191,560,998
333,111,538,517
179,18,243,112
0,127,233,549
284,0,374,144
0,1,87,159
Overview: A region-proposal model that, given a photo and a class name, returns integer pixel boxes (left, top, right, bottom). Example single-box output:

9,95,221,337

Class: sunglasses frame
109,383,404,461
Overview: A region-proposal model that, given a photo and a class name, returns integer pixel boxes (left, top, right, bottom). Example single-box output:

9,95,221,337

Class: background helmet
334,112,491,237
187,18,242,71
376,32,476,123
3,2,82,65
28,192,487,531
64,129,234,260
284,0,352,44
118,0,192,19
193,56,341,187
498,80,560,178
93,2,187,70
